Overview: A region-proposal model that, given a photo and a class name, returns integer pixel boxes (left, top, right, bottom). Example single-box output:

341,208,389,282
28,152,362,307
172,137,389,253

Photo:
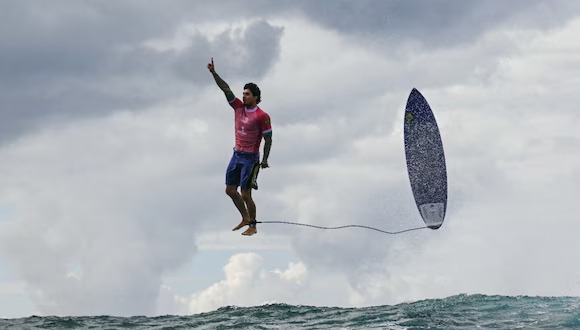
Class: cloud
0,100,221,316
5,0,579,146
0,0,284,145
182,252,355,314
185,253,304,313
290,0,580,47
207,20,284,79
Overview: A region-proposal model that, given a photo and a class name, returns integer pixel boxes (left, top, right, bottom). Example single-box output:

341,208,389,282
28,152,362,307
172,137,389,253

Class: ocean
1,294,579,329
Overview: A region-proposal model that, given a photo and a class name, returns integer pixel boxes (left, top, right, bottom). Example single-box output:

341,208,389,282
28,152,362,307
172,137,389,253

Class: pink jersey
229,97,272,153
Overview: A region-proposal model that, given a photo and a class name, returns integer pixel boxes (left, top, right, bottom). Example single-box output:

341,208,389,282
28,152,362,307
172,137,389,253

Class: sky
1,0,580,318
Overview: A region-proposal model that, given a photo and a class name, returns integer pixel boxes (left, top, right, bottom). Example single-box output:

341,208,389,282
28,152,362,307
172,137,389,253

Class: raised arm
207,58,235,102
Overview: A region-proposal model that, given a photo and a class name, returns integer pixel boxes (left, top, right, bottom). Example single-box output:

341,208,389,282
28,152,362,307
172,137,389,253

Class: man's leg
241,188,257,236
226,185,251,231
225,152,252,231
241,188,256,220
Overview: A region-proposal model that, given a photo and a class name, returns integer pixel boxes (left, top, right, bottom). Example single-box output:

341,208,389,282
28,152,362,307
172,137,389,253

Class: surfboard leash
255,220,429,235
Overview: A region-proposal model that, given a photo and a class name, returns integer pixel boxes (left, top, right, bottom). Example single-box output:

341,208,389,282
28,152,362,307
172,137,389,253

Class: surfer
207,58,273,236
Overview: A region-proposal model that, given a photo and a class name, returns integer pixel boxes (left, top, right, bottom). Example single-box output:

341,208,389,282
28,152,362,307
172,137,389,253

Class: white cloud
0,97,220,316
182,252,356,314
184,253,305,313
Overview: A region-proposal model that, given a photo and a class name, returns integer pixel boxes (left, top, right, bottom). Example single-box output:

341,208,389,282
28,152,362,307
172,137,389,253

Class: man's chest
235,110,260,129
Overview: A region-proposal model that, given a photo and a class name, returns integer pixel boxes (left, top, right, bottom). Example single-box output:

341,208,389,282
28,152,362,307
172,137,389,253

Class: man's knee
225,185,238,198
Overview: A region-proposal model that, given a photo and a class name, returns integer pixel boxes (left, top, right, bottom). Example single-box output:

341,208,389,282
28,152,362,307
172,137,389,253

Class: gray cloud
0,1,284,145
208,20,284,79
291,0,580,46
2,0,577,145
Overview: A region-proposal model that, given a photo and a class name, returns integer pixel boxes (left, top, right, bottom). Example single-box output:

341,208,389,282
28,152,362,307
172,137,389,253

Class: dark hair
244,82,261,104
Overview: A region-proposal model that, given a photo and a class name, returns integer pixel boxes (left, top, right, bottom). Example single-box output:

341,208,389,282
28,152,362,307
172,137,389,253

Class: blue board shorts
225,149,260,190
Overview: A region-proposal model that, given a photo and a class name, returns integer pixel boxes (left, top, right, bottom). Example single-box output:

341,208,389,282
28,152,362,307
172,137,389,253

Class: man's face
242,89,257,107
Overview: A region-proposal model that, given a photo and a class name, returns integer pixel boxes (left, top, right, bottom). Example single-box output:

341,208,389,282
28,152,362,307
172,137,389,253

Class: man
207,58,272,236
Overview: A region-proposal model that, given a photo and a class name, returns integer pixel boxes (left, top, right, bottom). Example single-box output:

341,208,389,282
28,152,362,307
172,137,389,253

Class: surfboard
403,88,447,229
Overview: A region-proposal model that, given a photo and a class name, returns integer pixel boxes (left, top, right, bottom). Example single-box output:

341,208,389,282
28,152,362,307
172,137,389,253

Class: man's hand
260,160,269,169
207,57,215,73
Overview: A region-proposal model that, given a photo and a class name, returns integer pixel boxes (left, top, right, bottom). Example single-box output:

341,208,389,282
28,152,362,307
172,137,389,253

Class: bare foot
232,218,251,231
242,224,257,236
